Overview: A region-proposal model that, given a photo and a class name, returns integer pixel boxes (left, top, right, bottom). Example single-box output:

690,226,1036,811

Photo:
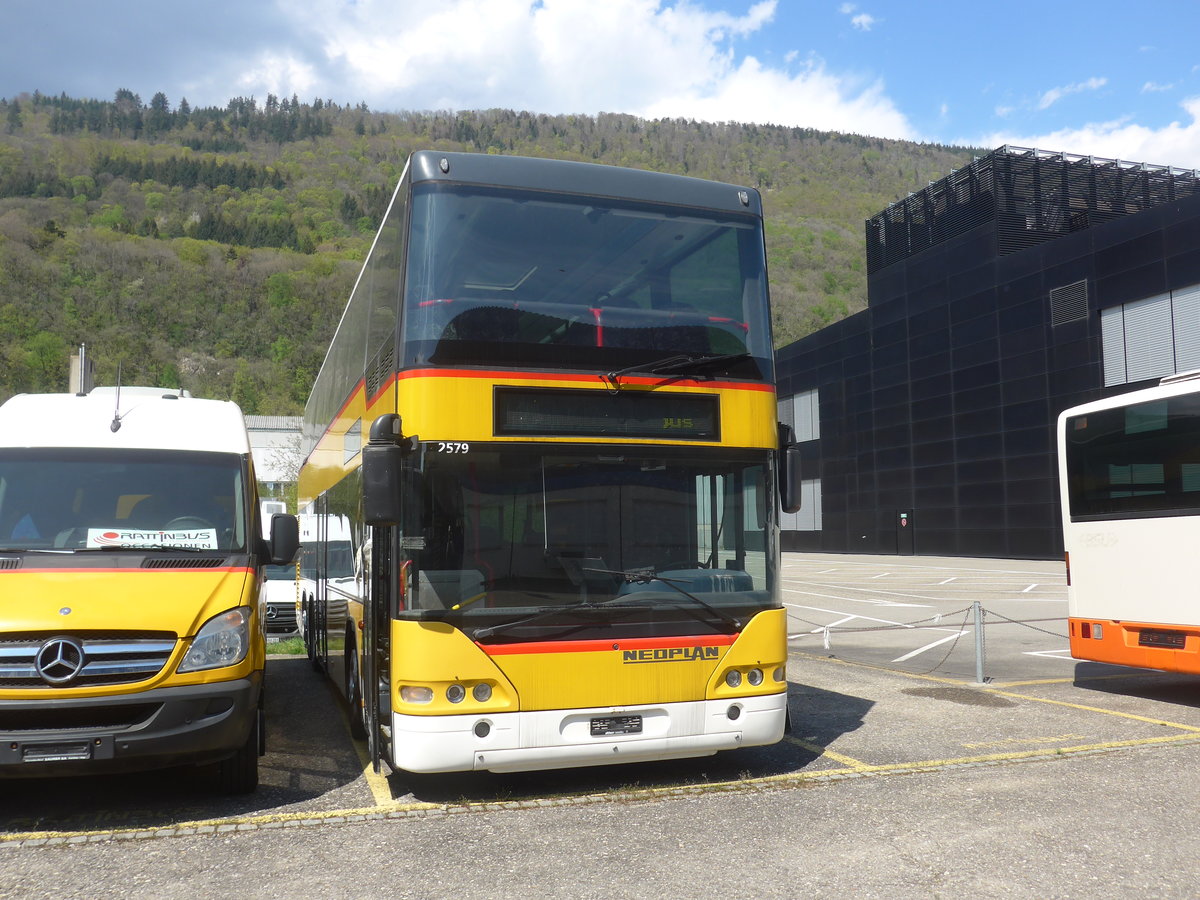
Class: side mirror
777,422,802,514
363,413,406,527
268,513,299,565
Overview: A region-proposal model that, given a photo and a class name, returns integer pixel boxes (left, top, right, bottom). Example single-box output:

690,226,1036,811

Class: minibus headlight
179,608,250,673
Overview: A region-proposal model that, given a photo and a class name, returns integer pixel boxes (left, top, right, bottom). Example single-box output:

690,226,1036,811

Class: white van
0,388,298,792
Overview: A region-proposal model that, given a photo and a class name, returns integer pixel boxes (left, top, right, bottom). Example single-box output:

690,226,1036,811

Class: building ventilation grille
1050,280,1089,326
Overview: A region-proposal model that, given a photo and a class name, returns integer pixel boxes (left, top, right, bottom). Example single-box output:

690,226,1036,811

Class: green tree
5,99,21,134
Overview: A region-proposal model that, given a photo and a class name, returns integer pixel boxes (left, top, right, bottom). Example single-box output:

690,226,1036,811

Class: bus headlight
446,684,466,703
725,669,742,688
179,608,250,673
747,668,764,686
472,682,492,702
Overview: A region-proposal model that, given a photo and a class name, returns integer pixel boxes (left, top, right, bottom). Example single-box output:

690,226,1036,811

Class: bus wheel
216,707,261,795
346,639,367,740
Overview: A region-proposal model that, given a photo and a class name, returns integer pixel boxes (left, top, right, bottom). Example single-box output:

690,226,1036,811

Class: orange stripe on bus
395,367,775,392
2,566,254,575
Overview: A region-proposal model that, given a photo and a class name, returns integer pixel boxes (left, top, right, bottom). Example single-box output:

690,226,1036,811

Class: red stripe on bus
479,633,738,656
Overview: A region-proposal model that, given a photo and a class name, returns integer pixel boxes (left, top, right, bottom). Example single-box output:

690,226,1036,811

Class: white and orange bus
299,151,801,774
1058,371,1200,672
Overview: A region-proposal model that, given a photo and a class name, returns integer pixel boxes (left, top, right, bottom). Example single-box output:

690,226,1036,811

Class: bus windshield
402,183,773,378
405,446,776,639
0,448,247,552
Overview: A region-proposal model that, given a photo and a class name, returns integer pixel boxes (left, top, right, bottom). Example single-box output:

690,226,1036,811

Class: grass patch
269,636,306,655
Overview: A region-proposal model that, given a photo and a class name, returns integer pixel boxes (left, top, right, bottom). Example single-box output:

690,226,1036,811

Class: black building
775,145,1200,559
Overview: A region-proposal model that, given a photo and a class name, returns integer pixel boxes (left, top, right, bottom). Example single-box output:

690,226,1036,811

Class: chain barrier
789,602,1069,681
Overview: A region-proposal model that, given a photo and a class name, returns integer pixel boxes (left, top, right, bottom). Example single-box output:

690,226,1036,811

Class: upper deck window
402,183,772,378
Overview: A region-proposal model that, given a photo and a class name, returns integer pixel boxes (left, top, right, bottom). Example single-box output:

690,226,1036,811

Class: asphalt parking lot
4,553,1200,898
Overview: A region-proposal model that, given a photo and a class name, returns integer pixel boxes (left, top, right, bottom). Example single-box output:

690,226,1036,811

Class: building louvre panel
1124,293,1174,383
1101,306,1127,387
1050,280,1089,326
1172,284,1200,373
867,146,1200,274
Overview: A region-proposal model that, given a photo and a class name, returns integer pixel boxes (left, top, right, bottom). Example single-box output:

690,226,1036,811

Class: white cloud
640,54,914,137
1142,81,1175,93
850,13,876,30
980,96,1200,170
1037,76,1107,110
250,0,915,138
234,53,319,101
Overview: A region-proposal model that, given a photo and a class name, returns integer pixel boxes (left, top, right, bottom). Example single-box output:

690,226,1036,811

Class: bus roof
0,390,251,454
408,151,763,217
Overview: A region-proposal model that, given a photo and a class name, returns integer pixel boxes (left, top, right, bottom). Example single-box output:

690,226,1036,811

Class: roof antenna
110,363,123,433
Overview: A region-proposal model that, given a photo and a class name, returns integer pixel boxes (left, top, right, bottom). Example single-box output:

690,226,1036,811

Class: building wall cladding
776,161,1200,560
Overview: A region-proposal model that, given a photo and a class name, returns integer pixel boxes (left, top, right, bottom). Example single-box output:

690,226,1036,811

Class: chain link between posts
789,602,1070,680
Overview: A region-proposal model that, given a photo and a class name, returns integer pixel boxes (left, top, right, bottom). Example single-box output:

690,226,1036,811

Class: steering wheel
164,516,215,530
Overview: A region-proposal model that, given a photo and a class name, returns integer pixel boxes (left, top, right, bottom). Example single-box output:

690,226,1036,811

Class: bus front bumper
389,692,787,774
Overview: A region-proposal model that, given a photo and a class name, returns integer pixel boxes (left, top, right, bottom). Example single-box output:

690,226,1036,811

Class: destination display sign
494,387,719,440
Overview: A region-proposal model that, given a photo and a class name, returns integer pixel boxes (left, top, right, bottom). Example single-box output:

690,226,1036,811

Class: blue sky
5,0,1200,167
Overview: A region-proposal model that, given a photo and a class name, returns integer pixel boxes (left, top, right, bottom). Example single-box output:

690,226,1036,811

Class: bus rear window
1066,394,1200,519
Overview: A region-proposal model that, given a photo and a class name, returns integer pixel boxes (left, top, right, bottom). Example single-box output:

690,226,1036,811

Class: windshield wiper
603,352,751,391
591,566,743,633
472,593,637,641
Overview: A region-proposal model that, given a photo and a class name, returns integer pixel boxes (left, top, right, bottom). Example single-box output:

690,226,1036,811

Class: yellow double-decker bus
299,151,800,774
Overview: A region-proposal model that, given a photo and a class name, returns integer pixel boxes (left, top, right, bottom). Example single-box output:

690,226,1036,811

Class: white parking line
892,631,967,662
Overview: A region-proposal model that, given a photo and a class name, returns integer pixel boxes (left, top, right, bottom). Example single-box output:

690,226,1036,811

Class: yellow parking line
986,688,1200,733
784,735,874,770
349,735,399,806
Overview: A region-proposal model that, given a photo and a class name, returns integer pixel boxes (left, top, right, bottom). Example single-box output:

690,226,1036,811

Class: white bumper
389,692,787,774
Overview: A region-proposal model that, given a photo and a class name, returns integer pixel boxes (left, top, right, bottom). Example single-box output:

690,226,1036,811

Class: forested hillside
0,89,980,412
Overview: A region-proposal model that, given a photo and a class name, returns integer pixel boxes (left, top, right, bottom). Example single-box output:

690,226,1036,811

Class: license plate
590,715,642,737
1138,630,1186,649
23,742,92,763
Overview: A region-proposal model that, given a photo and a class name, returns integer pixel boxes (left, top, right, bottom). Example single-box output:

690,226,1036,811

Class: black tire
215,707,260,795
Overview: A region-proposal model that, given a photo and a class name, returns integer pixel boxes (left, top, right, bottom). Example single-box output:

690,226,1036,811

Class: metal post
973,600,987,684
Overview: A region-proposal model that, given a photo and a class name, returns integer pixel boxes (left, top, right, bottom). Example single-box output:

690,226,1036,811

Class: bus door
314,500,330,670
363,524,395,772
